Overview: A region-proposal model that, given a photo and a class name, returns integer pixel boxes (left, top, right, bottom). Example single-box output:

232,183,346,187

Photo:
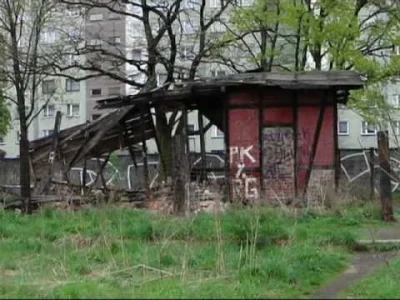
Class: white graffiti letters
230,146,256,164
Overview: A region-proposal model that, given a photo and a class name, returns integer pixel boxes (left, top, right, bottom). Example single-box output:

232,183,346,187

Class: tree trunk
19,118,31,214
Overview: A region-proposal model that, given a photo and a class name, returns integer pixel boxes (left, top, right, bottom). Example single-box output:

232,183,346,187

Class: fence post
377,131,396,221
369,147,375,201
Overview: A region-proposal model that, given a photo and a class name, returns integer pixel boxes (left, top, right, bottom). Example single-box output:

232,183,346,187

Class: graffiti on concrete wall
341,150,400,193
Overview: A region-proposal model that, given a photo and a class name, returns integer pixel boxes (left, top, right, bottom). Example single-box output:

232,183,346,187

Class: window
210,0,220,7
92,114,101,121
394,45,400,56
211,70,226,77
42,30,57,43
132,49,142,61
210,21,225,33
67,104,80,117
91,88,102,96
65,79,80,92
89,13,103,21
43,130,54,137
391,121,400,135
109,36,121,44
87,39,103,47
66,7,80,16
338,121,349,135
181,20,198,34
187,124,195,138
361,121,377,135
108,13,120,20
212,125,224,138
238,0,253,6
108,86,120,96
43,104,55,117
183,0,198,9
393,95,400,108
67,54,80,65
180,46,194,60
42,79,56,94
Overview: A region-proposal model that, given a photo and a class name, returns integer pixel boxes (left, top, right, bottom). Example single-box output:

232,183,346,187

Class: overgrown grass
343,255,400,298
0,203,385,298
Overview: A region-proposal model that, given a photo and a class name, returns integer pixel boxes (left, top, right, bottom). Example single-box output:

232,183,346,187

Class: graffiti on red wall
230,145,259,200
262,127,295,199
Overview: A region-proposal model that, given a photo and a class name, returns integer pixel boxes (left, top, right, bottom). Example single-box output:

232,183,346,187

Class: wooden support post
303,92,327,199
258,91,264,198
148,106,166,176
198,111,207,181
223,88,231,202
183,106,190,160
369,147,375,201
333,101,340,192
377,131,396,222
172,133,188,214
93,154,110,190
139,105,150,197
293,92,299,198
82,157,87,195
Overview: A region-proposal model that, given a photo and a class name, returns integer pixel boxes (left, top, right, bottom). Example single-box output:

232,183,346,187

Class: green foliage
229,0,400,123
0,89,10,138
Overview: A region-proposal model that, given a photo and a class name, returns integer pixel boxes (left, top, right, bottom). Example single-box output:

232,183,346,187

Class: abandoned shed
29,70,364,203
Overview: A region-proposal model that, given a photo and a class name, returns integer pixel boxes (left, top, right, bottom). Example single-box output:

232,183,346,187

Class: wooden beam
198,111,207,181
302,91,327,199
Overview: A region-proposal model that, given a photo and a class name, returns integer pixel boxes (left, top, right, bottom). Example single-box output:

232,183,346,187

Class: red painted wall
228,89,335,201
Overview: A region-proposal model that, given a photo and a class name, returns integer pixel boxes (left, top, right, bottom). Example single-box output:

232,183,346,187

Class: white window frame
393,94,400,108
239,0,253,6
89,13,103,21
67,104,80,117
65,79,80,92
361,121,377,135
394,45,400,56
337,120,349,136
43,129,54,137
212,125,224,138
43,104,55,117
42,30,57,44
211,70,226,77
67,54,80,65
210,0,220,8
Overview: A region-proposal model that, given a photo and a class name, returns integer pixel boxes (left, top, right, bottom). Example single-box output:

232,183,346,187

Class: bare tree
54,0,239,178
0,0,83,213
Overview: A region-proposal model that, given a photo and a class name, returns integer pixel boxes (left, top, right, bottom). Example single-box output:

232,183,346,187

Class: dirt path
313,251,399,299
